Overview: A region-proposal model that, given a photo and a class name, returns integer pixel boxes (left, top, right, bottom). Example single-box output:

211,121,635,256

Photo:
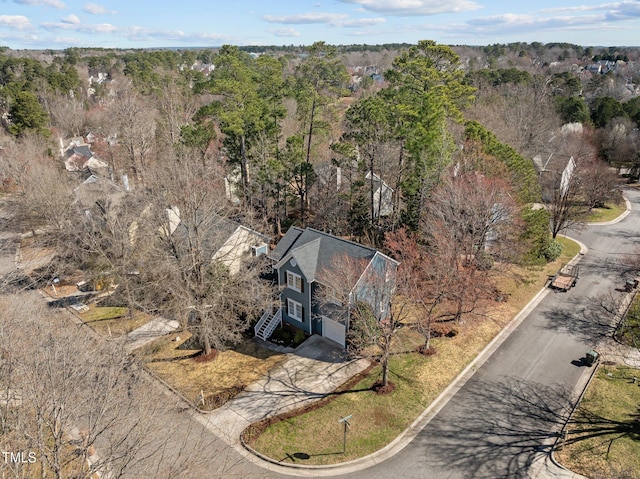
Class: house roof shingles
270,227,379,285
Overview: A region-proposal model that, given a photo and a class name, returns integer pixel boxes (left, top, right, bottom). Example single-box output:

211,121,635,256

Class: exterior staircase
254,308,282,341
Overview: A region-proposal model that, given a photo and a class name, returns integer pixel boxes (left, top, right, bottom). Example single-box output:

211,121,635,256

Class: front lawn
138,333,286,408
80,305,150,337
245,237,582,464
587,202,627,223
555,364,640,479
246,316,510,464
616,293,640,348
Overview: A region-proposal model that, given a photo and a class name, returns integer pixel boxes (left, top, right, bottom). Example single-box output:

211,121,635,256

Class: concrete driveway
202,335,370,445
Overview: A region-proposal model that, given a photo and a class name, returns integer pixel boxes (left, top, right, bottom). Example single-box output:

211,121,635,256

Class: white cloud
0,15,32,30
335,0,482,16
38,18,235,45
542,1,640,17
41,20,118,33
262,11,385,28
269,27,301,37
83,3,117,15
341,17,386,27
61,14,80,24
119,26,234,44
263,12,349,24
0,31,40,45
435,9,635,41
0,15,33,31
14,0,65,9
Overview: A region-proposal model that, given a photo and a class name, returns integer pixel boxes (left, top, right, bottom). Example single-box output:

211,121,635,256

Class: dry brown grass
138,333,286,404
18,241,56,273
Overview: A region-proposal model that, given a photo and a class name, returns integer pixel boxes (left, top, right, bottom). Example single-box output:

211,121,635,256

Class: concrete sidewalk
125,317,180,352
196,335,369,447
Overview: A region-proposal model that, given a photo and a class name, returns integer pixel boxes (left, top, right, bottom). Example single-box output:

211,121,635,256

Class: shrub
543,240,563,262
293,329,306,346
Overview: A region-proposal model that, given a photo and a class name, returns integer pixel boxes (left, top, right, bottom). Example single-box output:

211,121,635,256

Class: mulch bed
417,344,438,356
193,350,218,363
202,384,245,410
372,380,396,395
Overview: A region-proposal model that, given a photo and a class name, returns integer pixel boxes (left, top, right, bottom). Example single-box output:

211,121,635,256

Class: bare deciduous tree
385,228,455,353
578,157,623,210
144,149,274,356
112,83,156,186
0,294,222,479
422,165,522,321
0,132,74,236
41,90,86,139
318,253,401,390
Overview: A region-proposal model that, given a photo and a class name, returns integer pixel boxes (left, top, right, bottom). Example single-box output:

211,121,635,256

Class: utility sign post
338,414,352,454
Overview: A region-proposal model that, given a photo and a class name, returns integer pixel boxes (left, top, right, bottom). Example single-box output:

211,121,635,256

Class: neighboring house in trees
315,162,394,219
365,171,394,218
224,166,242,205
169,212,270,275
257,227,398,348
60,137,109,173
534,153,577,202
210,223,270,275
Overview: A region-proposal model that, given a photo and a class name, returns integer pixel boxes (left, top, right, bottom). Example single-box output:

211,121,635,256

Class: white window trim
286,271,302,292
287,298,303,321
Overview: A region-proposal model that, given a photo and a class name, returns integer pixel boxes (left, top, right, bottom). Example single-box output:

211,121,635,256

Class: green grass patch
616,294,640,348
587,203,626,223
556,235,581,261
247,316,509,464
556,364,640,479
80,305,150,337
80,306,128,321
248,354,432,463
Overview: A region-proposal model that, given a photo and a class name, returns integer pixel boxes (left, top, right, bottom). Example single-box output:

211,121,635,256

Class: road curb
585,195,632,226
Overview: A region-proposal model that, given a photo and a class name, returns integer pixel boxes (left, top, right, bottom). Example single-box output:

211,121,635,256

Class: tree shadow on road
417,379,575,479
540,292,622,344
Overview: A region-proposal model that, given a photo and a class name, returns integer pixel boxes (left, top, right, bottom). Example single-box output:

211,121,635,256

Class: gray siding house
259,227,398,348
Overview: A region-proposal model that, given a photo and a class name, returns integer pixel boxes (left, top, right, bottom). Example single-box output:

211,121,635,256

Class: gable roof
171,214,269,259
73,174,125,210
270,227,387,285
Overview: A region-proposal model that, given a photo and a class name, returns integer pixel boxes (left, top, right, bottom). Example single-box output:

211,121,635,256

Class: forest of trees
0,40,640,328
0,40,635,339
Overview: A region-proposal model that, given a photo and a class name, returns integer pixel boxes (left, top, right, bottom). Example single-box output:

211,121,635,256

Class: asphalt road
338,190,640,479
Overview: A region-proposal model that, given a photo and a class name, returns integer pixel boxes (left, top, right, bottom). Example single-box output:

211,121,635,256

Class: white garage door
322,316,345,348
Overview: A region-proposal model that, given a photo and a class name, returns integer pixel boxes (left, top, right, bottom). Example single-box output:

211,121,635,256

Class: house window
327,287,342,305
286,271,303,292
287,298,303,321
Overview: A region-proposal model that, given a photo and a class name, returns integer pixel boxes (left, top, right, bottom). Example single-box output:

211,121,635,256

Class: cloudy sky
1,0,639,49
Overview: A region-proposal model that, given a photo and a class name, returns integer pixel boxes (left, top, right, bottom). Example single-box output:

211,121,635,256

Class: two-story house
256,227,398,348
